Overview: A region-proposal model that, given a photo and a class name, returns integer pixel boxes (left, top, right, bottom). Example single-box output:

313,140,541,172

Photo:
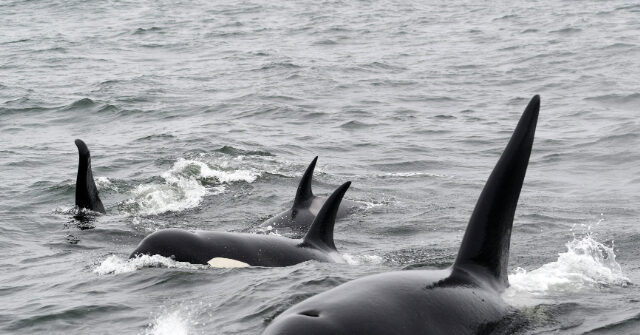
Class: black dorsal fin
302,181,351,251
293,156,317,207
75,139,106,214
452,95,540,290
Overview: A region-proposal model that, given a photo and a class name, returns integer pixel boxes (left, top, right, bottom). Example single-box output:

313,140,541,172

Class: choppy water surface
1,1,639,334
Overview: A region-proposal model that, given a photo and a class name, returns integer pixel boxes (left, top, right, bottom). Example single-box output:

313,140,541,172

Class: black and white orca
260,157,358,234
130,182,352,267
262,95,541,335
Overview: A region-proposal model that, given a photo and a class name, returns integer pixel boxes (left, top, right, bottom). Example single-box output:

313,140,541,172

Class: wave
340,120,373,129
53,205,103,218
584,311,640,334
584,92,640,109
144,310,191,335
353,198,391,211
123,177,211,216
506,233,629,297
342,253,384,265
122,158,259,216
550,27,582,34
214,145,273,157
180,159,260,184
135,134,176,142
133,26,163,35
93,255,208,275
95,176,117,191
56,98,122,116
601,42,637,50
61,98,96,110
376,171,451,178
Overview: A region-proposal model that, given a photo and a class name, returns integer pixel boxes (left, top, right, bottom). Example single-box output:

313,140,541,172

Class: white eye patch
207,257,250,268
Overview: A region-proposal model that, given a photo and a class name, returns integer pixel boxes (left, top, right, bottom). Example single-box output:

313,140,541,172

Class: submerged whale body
259,157,358,234
74,139,105,214
262,95,541,335
130,182,352,267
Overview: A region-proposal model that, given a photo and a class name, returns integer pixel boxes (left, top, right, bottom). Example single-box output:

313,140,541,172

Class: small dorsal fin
452,95,540,290
302,181,351,251
293,156,317,207
75,139,106,214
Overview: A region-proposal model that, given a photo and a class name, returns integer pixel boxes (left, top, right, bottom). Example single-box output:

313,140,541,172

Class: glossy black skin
263,268,514,335
131,182,352,267
75,139,105,214
130,229,343,266
263,95,540,335
259,157,358,234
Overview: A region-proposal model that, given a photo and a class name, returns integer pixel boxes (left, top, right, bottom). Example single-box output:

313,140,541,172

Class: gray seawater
1,0,639,334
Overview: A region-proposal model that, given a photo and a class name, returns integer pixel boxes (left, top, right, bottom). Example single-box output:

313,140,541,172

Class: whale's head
262,310,343,335
129,228,204,261
262,294,400,335
263,95,542,335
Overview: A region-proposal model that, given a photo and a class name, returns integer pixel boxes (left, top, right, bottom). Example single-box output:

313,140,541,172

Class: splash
95,176,116,191
123,158,259,216
124,177,211,216
506,233,629,296
352,196,397,211
354,199,385,210
53,205,78,215
93,255,207,275
342,253,384,265
54,205,103,217
144,310,191,335
378,171,451,178
175,158,260,184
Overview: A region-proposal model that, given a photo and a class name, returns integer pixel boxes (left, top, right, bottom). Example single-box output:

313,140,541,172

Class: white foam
355,200,386,210
379,172,449,178
506,233,629,298
126,178,210,216
172,158,260,184
54,205,103,216
53,205,76,215
342,253,384,265
95,176,115,190
144,310,191,335
123,158,259,216
93,255,207,275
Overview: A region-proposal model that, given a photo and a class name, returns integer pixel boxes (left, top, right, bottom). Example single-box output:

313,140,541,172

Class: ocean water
1,0,639,334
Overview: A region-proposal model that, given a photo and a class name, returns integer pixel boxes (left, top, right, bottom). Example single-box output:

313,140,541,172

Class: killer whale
74,139,105,214
259,157,358,234
130,182,352,267
262,96,540,334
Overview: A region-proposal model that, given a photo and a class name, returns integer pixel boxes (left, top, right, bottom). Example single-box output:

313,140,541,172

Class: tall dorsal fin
452,95,540,290
75,139,106,214
293,156,317,207
302,181,351,251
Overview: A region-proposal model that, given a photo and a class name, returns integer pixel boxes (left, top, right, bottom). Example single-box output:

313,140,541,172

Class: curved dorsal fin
75,139,106,214
293,156,317,207
302,181,351,251
452,95,540,290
